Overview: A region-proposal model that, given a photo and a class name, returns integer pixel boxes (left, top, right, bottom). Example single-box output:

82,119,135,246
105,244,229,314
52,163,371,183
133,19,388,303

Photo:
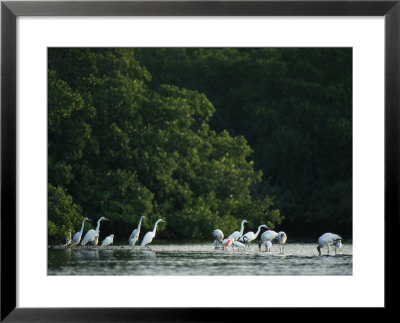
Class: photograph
2,0,394,318
47,47,353,276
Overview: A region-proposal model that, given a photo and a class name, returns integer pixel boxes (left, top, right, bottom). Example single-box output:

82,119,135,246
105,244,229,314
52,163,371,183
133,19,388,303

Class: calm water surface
48,243,352,276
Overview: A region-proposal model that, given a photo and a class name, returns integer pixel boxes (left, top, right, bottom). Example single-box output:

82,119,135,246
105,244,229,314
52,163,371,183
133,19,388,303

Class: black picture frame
1,0,398,321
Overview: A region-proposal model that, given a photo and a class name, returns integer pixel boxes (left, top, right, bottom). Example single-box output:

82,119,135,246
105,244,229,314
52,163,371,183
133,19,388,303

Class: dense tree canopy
48,48,352,244
48,48,284,244
134,48,352,238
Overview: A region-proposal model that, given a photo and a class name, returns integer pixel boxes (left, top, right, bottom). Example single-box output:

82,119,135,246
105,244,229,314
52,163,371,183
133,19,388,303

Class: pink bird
221,237,234,250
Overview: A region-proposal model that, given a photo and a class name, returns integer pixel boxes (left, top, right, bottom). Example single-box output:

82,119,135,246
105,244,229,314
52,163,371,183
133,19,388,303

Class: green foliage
134,48,352,238
48,48,282,240
48,69,91,187
48,48,352,241
48,183,85,243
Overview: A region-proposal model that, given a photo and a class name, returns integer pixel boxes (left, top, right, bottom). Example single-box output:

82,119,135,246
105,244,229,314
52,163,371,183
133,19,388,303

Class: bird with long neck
91,231,100,247
141,219,166,250
81,216,109,246
95,217,107,234
228,219,248,241
239,224,268,249
70,217,91,246
129,216,145,246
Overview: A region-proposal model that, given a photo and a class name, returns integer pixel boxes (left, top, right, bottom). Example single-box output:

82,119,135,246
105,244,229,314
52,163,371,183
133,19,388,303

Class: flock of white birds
213,219,343,255
62,216,166,250
61,217,343,255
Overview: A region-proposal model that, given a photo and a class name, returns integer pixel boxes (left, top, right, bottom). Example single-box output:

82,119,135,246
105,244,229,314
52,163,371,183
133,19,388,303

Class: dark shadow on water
99,249,114,259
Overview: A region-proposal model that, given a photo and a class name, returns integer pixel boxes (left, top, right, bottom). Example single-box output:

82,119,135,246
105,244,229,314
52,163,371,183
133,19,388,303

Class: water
48,243,352,276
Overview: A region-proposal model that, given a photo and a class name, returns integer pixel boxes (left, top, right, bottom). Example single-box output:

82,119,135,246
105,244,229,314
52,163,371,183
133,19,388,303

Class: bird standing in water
221,237,234,250
91,231,100,247
81,217,109,246
277,231,287,254
258,230,277,251
212,229,224,249
70,217,91,247
228,220,248,241
240,224,268,249
101,234,114,247
232,240,246,251
317,233,342,255
264,240,272,252
129,216,145,247
141,219,166,250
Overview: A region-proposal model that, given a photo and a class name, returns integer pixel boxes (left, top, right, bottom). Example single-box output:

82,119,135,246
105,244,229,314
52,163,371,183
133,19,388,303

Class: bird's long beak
105,218,109,221
87,219,92,221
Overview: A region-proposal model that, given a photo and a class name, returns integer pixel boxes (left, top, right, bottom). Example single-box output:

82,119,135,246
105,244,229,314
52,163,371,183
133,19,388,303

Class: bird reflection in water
99,249,114,258
139,249,156,258
82,249,100,259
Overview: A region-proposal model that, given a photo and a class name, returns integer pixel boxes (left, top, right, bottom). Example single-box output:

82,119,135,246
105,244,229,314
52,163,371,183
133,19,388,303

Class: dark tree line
134,48,352,239
48,48,352,244
48,48,282,244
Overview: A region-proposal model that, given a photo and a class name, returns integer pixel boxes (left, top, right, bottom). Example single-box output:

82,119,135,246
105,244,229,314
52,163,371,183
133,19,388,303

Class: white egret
91,231,100,247
129,216,145,247
81,216,109,246
212,229,224,249
277,231,287,254
264,240,272,252
239,224,268,249
317,232,342,256
228,219,248,241
258,230,277,251
70,217,91,246
232,240,246,251
140,219,166,250
101,234,114,247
